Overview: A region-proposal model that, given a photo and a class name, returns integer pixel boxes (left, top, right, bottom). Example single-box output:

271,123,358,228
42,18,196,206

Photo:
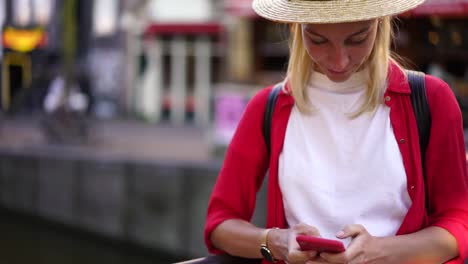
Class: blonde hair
286,17,393,117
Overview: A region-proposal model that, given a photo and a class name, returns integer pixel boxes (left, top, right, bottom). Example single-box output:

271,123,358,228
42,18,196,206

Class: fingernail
336,230,344,237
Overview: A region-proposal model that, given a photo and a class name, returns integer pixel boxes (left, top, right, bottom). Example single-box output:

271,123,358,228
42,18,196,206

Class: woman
205,0,468,263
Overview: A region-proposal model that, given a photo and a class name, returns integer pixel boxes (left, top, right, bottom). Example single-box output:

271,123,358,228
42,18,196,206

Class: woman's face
301,19,379,82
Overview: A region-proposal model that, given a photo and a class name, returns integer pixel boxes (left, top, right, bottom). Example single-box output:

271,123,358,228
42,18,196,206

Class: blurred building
122,0,225,125
0,0,124,116
0,0,58,113
120,0,289,147
1,0,468,127
399,0,468,124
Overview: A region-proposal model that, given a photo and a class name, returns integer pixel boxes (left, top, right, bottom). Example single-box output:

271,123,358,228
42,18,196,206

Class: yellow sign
2,27,47,52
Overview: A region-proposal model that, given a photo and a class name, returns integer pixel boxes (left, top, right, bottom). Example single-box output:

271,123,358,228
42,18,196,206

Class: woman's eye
304,31,327,45
348,36,368,45
310,39,327,45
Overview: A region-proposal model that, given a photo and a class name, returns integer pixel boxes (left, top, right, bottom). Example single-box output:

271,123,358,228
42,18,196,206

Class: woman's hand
318,224,391,264
268,223,324,264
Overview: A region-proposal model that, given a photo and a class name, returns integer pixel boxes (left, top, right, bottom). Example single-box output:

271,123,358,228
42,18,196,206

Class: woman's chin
325,71,352,83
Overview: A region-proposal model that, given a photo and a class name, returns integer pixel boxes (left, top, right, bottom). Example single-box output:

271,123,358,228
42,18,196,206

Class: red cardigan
205,63,468,263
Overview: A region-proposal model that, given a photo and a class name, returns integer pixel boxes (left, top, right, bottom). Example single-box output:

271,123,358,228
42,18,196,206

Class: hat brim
252,0,426,24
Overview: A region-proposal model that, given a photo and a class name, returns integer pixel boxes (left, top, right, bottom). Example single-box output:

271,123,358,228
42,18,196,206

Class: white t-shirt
278,71,412,246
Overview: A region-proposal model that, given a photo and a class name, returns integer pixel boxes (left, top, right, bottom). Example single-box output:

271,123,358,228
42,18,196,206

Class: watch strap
260,228,278,262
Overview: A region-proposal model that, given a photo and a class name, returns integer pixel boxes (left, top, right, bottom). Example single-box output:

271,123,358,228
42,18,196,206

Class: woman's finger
294,223,321,237
337,224,367,239
287,250,316,264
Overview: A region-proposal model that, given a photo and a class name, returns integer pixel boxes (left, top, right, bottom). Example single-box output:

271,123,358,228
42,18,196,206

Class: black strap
263,83,282,154
406,70,431,174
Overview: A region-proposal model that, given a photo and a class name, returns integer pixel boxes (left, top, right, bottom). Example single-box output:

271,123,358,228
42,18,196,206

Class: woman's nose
329,46,350,71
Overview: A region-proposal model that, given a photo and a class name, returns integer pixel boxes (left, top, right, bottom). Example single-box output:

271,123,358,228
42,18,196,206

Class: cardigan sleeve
204,87,272,253
424,75,468,262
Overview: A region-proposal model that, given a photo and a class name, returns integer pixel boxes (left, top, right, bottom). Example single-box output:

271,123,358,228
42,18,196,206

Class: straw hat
252,0,426,24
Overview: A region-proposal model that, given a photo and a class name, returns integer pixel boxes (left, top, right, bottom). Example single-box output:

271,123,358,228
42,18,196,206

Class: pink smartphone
296,235,345,253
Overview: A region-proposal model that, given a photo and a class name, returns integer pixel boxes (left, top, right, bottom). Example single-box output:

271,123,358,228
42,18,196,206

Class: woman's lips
328,69,348,74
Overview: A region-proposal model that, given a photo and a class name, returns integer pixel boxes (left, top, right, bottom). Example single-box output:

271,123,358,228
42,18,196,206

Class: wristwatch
260,228,278,263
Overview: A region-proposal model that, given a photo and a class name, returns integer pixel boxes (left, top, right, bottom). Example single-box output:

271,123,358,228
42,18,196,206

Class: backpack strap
406,70,431,175
263,83,282,154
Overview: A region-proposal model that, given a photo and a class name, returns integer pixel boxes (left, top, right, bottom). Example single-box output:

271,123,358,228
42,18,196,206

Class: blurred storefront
224,0,288,85
122,0,288,128
123,0,225,125
1,0,467,127
0,0,104,116
0,0,58,113
399,0,468,124
113,0,468,140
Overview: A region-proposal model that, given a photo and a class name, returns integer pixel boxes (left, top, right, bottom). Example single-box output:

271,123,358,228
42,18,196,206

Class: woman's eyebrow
305,26,371,39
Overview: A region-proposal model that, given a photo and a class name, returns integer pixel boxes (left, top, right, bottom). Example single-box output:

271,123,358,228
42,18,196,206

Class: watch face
260,245,275,262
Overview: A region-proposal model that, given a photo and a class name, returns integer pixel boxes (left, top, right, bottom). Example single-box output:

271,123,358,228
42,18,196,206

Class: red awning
225,0,257,17
143,23,224,38
406,0,468,17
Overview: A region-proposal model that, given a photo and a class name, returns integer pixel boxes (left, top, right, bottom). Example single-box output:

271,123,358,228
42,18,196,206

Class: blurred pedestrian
204,0,468,263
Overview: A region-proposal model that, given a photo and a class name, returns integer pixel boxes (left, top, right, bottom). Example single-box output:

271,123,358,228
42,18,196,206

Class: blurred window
252,20,289,84
225,0,256,17
93,0,119,37
12,0,53,26
32,0,54,25
0,0,4,27
13,0,32,26
0,0,4,58
148,0,213,22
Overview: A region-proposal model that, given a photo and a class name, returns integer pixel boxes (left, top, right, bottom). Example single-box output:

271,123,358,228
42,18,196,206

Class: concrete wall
0,150,267,258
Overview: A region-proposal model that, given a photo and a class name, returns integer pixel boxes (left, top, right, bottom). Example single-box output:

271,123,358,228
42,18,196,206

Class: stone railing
0,147,267,260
